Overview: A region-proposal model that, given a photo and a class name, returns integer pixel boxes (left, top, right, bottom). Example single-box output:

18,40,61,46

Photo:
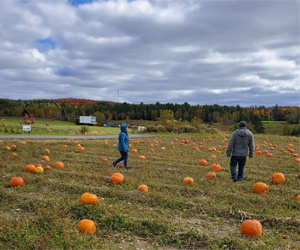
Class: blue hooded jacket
118,124,129,152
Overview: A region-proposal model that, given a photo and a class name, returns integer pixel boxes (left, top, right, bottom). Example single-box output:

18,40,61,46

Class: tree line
0,98,299,126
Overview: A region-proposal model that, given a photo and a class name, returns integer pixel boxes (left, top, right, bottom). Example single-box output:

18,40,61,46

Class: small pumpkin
44,165,51,171
80,192,99,205
10,177,24,187
77,146,85,151
138,184,149,192
78,219,96,235
43,149,50,154
102,157,108,163
35,166,44,173
130,149,138,154
240,219,262,237
4,146,11,151
41,155,50,162
24,164,36,173
183,177,194,185
139,155,146,161
54,161,64,169
110,173,124,184
210,163,222,172
11,152,18,157
206,172,216,179
272,173,285,184
199,159,208,167
296,195,300,201
252,182,269,194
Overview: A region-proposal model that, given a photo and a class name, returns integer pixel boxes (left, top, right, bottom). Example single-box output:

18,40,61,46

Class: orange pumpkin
54,161,64,169
10,177,24,187
41,155,50,162
43,149,50,154
11,152,18,157
78,146,85,151
252,182,269,194
296,195,300,201
199,159,208,167
139,155,146,161
240,219,262,237
102,157,108,163
80,192,99,205
266,153,272,158
206,172,216,179
272,173,285,184
44,165,51,171
130,149,138,154
210,163,222,172
183,177,194,185
24,164,36,173
110,173,124,184
294,158,300,163
138,184,149,192
4,146,11,151
78,219,96,235
255,151,262,155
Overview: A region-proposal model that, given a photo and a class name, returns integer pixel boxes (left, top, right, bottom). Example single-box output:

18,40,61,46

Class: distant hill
52,98,116,107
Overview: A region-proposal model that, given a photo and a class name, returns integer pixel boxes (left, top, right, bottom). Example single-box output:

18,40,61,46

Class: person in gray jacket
226,121,254,182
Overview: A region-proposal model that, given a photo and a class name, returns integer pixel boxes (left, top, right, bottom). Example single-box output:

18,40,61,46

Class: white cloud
0,0,299,106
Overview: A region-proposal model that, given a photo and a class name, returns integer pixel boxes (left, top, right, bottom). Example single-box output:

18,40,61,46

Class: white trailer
76,116,97,125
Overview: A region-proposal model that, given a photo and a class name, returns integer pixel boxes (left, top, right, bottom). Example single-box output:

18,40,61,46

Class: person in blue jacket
113,124,129,170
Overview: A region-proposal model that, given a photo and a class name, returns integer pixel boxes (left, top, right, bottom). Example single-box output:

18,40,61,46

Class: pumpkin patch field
0,134,299,249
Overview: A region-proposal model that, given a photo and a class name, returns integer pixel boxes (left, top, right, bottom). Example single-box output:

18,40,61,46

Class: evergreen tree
251,115,265,133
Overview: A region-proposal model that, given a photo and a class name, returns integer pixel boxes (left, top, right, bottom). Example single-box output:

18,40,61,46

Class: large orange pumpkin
138,184,149,192
24,164,36,173
272,173,285,184
54,161,64,169
183,177,194,185
110,173,124,184
78,219,96,235
80,192,99,205
252,182,269,194
240,219,262,237
199,159,208,167
10,177,24,187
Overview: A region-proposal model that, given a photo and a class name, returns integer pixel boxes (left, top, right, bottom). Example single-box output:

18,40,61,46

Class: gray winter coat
226,128,254,158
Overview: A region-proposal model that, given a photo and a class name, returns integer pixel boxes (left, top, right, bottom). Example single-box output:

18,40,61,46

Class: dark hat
239,121,247,127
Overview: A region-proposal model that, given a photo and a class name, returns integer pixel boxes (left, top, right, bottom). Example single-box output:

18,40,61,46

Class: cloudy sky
0,0,299,106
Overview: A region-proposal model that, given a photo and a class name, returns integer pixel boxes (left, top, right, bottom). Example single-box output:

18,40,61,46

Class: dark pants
114,151,128,168
230,156,247,181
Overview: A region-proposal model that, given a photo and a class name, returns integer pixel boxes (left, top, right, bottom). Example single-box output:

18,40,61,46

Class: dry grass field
0,134,299,249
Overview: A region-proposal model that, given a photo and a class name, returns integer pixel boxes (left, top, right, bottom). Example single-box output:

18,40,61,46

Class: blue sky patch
69,0,100,6
35,38,56,52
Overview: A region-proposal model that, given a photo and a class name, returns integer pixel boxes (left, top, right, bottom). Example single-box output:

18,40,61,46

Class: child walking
113,124,129,170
